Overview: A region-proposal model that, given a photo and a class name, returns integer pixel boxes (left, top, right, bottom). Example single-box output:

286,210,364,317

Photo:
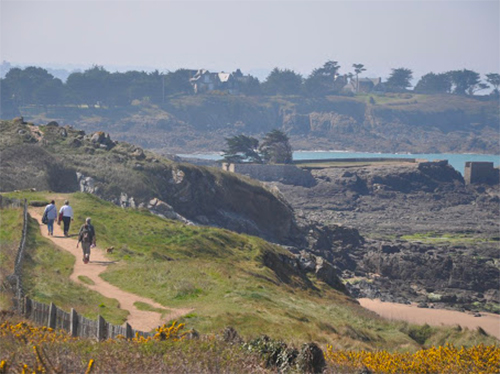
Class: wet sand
358,298,500,340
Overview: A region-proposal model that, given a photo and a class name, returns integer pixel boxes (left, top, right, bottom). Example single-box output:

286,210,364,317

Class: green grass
4,190,497,349
400,231,497,244
0,206,24,309
133,301,171,319
77,275,95,285
0,201,130,325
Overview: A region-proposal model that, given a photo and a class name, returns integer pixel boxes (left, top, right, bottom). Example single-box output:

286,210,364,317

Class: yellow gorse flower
325,343,500,374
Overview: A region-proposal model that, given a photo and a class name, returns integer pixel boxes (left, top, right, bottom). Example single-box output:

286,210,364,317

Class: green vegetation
0,206,23,309
20,214,129,325
2,190,498,350
0,197,129,324
400,231,497,244
133,302,170,319
0,316,268,374
77,275,95,285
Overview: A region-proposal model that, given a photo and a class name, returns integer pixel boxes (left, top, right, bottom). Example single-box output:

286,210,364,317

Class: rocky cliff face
275,161,500,313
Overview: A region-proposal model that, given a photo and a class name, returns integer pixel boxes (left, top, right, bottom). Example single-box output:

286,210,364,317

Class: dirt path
358,298,500,340
30,208,193,332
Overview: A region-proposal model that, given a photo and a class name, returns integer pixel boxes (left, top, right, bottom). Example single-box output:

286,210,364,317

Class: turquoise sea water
177,151,500,175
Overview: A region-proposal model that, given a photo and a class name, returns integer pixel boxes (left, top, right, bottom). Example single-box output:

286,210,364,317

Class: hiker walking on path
77,217,96,264
58,200,74,236
42,200,57,236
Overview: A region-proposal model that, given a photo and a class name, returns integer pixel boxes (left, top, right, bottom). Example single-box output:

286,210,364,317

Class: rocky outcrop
294,250,346,292
88,131,116,150
76,172,98,194
277,161,500,312
0,120,303,246
147,197,191,224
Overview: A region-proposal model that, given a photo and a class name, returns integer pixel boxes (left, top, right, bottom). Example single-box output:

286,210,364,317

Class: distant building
343,77,382,93
464,162,500,185
189,68,252,94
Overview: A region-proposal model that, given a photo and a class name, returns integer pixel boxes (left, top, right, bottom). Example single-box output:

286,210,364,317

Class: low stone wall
222,163,316,187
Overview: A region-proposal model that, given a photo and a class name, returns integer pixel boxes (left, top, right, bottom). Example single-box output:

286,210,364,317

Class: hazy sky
1,0,499,81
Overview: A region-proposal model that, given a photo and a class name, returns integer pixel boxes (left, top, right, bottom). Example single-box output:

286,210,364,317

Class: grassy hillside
3,190,497,350
0,119,302,245
0,204,129,324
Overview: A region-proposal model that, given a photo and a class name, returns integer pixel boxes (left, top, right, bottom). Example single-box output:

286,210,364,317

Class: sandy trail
358,298,500,340
30,208,193,332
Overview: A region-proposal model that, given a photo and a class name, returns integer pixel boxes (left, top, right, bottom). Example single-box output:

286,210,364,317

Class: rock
221,327,242,344
184,329,200,340
171,168,185,184
296,342,326,374
90,131,115,150
314,257,346,292
147,197,191,224
131,148,146,160
76,172,99,194
46,121,59,127
13,116,25,124
69,138,82,147
120,192,136,209
91,132,105,143
297,251,317,272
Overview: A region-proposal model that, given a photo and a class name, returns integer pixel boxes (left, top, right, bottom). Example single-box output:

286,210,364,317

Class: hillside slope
16,93,500,154
0,119,302,245
4,191,497,348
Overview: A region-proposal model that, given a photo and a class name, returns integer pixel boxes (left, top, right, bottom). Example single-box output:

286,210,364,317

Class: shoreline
358,298,500,340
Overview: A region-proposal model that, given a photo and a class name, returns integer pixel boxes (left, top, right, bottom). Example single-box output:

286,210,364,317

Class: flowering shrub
130,321,187,343
0,321,76,344
325,343,500,374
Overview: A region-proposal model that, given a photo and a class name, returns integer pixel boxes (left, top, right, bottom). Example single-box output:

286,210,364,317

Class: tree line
1,62,499,117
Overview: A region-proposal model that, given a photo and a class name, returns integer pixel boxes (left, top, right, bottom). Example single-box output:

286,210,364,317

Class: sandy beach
358,298,500,340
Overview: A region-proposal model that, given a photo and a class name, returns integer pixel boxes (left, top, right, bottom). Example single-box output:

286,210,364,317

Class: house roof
218,72,231,82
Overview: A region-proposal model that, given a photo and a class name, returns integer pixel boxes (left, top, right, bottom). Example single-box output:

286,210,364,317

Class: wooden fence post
70,308,78,337
97,315,106,341
48,302,57,329
125,322,133,340
24,297,32,318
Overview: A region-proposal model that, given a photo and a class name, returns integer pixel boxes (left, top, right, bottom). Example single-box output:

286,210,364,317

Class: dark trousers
62,216,71,235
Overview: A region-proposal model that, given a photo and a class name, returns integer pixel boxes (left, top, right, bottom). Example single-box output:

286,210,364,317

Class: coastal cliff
16,93,500,155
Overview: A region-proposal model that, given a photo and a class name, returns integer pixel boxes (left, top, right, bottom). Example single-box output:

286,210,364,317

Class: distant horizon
1,59,496,87
2,1,498,85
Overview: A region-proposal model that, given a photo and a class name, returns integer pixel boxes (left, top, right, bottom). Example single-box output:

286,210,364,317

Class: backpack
42,211,48,224
81,227,91,243
42,204,53,224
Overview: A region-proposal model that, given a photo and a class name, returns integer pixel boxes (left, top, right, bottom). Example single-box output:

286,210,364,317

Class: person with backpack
58,200,74,237
77,217,96,264
42,200,57,236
